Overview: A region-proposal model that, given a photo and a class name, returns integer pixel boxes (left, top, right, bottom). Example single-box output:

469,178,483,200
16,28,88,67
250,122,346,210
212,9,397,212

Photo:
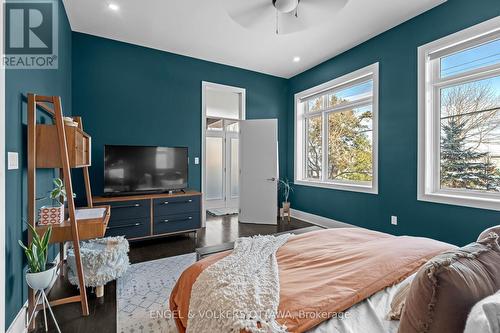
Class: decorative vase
38,202,64,225
26,263,57,290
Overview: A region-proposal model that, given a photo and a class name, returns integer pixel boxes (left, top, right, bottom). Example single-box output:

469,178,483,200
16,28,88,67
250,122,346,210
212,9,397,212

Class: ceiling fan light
108,3,119,11
273,0,299,14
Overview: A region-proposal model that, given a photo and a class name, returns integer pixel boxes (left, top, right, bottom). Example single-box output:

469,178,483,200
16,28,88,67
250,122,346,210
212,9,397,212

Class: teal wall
5,0,72,328
71,32,289,199
287,0,500,246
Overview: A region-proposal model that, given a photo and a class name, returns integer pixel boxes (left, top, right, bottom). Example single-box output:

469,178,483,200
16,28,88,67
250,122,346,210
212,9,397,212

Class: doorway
201,82,245,225
205,118,239,210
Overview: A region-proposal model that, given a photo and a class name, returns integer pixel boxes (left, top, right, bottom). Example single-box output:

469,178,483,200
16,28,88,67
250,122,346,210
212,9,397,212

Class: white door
205,130,225,209
205,120,240,210
239,119,278,224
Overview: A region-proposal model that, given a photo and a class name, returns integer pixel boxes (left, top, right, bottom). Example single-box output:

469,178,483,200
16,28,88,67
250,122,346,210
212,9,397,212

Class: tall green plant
278,178,293,203
18,224,52,273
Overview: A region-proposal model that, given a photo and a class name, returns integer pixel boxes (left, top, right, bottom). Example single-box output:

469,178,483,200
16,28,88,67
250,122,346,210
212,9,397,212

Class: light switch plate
194,157,199,165
8,152,19,170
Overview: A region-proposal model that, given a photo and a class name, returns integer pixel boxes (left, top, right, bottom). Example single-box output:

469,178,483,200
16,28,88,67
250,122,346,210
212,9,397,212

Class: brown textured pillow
399,233,500,333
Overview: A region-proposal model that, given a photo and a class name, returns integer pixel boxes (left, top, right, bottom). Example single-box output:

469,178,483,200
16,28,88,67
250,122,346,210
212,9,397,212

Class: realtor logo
4,0,58,69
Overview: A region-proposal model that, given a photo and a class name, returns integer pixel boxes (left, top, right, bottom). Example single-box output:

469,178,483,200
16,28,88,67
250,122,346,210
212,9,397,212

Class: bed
306,275,408,333
170,227,455,333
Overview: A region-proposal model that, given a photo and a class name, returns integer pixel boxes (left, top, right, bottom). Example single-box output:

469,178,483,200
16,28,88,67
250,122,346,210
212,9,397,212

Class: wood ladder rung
49,295,82,308
35,295,82,311
36,102,55,116
34,95,55,103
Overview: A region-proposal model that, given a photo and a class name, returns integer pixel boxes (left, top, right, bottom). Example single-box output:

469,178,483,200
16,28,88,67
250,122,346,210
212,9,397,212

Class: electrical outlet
391,216,398,225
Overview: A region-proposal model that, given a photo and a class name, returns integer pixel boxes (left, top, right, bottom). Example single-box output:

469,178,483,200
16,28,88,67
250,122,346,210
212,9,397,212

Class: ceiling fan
223,0,348,35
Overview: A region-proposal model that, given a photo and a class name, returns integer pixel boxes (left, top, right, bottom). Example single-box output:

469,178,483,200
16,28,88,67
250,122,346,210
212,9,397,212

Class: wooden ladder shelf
27,93,110,330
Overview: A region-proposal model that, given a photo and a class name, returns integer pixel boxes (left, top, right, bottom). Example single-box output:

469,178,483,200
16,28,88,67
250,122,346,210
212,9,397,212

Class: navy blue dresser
93,191,202,240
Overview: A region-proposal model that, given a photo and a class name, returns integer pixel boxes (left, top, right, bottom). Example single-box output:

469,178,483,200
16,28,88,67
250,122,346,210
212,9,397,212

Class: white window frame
418,16,500,211
294,63,379,194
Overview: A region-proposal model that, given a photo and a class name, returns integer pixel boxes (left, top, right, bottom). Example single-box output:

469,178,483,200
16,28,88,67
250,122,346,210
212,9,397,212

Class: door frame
201,81,245,226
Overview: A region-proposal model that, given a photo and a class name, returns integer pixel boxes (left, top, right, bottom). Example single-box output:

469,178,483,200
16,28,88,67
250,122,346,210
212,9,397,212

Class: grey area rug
117,253,196,333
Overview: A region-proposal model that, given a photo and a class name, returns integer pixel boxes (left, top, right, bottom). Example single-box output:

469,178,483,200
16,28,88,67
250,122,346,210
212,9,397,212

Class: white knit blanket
186,234,291,333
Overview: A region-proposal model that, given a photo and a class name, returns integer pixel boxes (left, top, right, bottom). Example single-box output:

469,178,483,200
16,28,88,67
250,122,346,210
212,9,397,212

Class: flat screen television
104,145,188,195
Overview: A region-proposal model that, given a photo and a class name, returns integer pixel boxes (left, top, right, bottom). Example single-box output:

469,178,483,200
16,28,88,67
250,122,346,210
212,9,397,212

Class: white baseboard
290,208,354,229
7,254,62,333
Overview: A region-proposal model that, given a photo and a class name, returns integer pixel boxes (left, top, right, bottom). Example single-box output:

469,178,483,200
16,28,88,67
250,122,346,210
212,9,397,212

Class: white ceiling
63,0,446,78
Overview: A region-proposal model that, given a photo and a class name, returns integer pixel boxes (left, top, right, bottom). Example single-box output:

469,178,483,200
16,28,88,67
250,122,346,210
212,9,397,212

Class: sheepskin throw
67,236,130,287
187,233,291,333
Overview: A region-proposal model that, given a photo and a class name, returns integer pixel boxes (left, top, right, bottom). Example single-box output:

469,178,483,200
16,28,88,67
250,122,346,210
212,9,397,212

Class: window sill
418,191,500,211
294,179,378,194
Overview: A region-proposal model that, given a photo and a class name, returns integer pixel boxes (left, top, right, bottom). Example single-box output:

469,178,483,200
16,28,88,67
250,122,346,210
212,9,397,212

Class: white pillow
386,273,416,320
464,291,500,333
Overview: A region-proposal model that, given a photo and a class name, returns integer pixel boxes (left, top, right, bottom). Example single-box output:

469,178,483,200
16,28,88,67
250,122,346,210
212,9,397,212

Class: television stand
93,190,202,241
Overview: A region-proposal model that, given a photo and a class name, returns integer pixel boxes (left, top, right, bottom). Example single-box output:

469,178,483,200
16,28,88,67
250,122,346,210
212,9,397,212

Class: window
418,17,500,211
295,63,378,193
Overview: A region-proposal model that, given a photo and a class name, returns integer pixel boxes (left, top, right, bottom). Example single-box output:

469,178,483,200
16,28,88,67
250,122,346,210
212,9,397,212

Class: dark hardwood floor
35,215,313,333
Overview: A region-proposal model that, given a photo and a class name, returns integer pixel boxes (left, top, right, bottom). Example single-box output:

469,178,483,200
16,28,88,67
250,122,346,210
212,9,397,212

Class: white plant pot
38,202,64,225
26,263,57,290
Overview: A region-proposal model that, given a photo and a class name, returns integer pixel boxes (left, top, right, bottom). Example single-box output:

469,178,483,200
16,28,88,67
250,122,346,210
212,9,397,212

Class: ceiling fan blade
223,0,348,35
224,0,274,30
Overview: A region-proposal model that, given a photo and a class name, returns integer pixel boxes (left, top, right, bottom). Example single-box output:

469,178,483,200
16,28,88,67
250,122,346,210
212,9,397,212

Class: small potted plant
18,224,55,290
278,178,293,220
38,178,67,225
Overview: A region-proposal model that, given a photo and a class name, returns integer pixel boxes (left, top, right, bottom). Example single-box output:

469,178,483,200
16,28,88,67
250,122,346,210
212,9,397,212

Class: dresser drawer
153,195,200,216
153,213,200,235
98,199,150,221
105,217,150,239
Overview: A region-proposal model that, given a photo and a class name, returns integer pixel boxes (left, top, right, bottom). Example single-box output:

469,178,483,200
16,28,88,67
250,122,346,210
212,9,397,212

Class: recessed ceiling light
108,3,119,11
293,56,301,63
